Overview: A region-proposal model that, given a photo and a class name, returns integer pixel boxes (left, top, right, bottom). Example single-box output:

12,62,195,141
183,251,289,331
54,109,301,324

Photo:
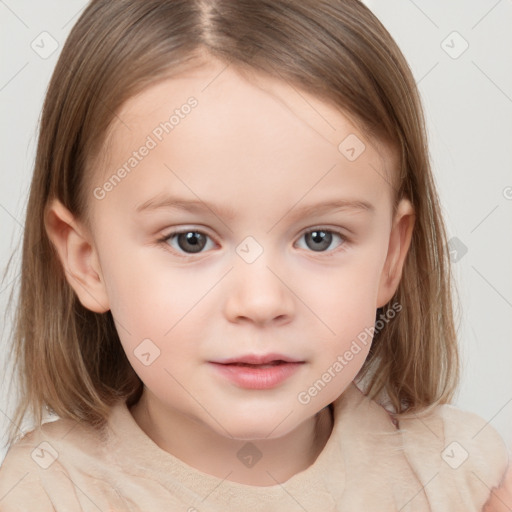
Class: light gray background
1,0,511,464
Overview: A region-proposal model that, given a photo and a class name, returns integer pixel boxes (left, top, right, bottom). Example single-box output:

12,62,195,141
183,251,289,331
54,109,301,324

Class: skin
483,464,512,511
45,57,415,486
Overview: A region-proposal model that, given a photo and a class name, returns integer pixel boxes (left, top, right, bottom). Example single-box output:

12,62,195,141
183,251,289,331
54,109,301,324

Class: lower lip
209,362,304,389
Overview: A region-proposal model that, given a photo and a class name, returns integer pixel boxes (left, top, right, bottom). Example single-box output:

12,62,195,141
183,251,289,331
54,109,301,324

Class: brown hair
2,0,459,449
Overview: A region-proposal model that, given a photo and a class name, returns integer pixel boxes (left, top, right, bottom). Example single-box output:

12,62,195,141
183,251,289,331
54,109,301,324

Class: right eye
158,229,216,257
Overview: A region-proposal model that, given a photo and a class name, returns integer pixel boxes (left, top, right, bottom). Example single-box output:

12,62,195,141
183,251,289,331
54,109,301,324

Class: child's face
51,58,414,439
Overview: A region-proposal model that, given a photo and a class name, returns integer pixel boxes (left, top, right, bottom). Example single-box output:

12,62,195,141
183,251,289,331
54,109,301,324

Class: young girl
0,0,509,510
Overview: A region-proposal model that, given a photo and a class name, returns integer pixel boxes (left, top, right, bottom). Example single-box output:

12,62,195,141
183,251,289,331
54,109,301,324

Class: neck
129,391,334,486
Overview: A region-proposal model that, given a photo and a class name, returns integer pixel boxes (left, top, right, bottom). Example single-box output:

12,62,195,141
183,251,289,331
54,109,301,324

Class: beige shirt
0,382,508,511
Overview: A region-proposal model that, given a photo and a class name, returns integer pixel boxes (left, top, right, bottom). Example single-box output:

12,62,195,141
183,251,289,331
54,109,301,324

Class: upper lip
211,353,304,365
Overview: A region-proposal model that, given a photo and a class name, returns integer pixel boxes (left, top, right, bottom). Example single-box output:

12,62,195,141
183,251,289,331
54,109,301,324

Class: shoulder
396,402,510,509
0,415,107,511
398,403,509,476
482,462,512,511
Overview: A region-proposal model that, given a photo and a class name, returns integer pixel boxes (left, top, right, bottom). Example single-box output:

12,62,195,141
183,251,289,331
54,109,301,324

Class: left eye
295,228,346,253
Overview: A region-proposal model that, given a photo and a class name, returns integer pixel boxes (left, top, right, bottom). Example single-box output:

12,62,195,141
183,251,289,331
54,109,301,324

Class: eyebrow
135,194,375,220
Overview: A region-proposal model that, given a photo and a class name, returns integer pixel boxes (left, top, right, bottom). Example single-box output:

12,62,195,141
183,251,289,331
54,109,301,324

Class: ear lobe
44,199,110,313
376,198,415,308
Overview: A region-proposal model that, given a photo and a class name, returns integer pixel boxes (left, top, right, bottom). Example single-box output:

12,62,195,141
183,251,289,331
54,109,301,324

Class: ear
44,198,110,313
376,198,415,308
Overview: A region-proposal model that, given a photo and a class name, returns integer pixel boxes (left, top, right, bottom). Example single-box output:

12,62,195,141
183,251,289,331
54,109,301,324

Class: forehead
92,59,397,219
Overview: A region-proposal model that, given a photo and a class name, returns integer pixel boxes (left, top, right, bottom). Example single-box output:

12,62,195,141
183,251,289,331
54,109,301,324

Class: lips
209,355,305,389
227,361,283,368
211,353,304,365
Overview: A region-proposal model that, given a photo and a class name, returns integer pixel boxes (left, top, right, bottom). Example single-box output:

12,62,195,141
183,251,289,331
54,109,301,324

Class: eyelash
156,226,349,259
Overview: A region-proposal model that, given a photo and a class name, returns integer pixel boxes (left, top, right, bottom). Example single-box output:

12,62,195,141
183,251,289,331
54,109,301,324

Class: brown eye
162,230,213,255
175,232,207,253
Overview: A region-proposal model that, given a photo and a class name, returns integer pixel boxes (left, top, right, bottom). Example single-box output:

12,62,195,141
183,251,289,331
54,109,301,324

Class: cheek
102,262,199,395
292,272,379,408
99,247,213,368
297,250,384,331
293,253,384,382
101,242,197,328
319,284,376,369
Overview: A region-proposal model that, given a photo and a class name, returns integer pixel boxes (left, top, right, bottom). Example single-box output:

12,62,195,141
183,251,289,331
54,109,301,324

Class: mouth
211,353,305,365
222,361,291,368
208,354,305,389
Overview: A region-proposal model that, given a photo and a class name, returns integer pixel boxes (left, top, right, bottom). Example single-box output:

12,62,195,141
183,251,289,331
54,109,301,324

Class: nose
223,251,295,326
